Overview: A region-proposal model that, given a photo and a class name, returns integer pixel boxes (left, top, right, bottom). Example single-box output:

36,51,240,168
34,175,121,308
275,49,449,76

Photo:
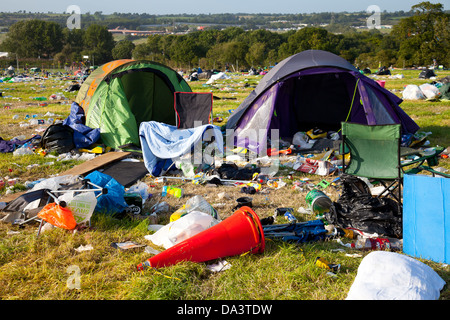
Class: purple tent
226,50,419,153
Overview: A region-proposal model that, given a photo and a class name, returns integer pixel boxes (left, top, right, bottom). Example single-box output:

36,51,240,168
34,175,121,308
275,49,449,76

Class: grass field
0,68,449,302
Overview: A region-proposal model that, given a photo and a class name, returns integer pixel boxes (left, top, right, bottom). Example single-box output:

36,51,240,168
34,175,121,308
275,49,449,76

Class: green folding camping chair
341,122,403,204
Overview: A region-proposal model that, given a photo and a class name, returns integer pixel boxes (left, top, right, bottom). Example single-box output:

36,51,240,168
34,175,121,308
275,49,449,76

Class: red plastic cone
137,206,265,270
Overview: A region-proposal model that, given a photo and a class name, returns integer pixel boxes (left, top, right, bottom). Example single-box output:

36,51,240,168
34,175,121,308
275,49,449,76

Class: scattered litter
207,260,232,272
315,256,340,273
74,244,94,252
144,246,161,255
0,62,447,299
111,241,146,251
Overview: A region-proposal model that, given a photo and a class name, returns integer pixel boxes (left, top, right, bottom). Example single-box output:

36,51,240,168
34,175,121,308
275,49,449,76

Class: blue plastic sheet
403,174,450,264
84,170,128,215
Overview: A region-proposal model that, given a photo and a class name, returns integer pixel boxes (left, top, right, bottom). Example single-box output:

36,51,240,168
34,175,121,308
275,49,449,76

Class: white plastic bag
127,181,150,203
419,83,440,100
346,251,446,300
59,192,97,224
145,211,220,249
402,85,425,100
292,132,314,149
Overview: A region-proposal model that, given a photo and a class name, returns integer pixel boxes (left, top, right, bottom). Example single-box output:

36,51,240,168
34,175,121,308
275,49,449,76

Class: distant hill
0,10,420,32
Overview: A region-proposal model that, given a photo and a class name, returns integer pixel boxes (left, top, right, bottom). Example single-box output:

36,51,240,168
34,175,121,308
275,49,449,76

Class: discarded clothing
139,121,223,176
213,163,260,180
0,135,40,153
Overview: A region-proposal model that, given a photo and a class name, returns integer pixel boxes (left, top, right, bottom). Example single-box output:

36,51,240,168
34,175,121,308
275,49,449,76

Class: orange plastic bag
37,203,77,230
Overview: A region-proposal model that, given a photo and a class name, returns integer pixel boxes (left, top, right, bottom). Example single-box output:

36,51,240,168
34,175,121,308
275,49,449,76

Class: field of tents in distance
0,64,449,301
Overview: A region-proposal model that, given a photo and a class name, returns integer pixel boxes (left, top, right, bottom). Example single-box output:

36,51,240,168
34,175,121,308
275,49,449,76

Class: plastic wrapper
37,203,77,230
145,211,220,249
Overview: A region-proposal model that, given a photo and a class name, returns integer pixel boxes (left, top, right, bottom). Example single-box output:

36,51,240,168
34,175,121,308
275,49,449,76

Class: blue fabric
63,102,100,148
263,220,328,243
84,170,128,215
139,121,224,176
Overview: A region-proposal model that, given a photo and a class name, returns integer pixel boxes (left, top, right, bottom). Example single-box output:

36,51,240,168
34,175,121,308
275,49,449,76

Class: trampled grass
0,68,449,303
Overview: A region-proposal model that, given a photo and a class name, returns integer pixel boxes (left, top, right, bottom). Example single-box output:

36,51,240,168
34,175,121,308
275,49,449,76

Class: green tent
75,59,192,148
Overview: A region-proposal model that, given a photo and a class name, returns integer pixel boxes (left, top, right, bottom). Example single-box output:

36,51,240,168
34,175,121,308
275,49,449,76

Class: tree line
0,2,448,70
0,10,417,30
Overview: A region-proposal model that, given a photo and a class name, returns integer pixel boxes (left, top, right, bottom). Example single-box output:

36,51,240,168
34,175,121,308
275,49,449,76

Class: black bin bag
328,174,402,238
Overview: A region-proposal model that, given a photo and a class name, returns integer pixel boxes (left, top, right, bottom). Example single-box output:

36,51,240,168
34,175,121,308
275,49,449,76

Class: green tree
112,40,135,59
392,1,449,66
278,27,336,60
245,42,266,67
170,37,203,67
223,41,249,70
83,24,115,65
1,19,63,58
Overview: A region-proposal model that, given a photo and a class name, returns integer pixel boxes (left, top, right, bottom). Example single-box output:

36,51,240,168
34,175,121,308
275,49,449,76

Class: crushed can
275,207,296,223
123,192,143,216
315,257,340,272
284,212,297,223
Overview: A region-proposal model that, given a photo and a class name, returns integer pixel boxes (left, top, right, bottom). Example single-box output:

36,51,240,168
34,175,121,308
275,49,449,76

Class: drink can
123,192,143,215
283,211,297,223
315,257,340,272
305,189,332,214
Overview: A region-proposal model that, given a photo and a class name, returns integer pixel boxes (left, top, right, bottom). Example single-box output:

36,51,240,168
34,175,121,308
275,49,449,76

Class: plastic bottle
169,195,219,222
325,224,357,239
13,143,34,156
352,237,403,251
12,135,26,141
151,201,169,214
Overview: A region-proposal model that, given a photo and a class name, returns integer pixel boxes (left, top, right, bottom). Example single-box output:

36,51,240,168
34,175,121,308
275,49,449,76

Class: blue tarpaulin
84,170,128,215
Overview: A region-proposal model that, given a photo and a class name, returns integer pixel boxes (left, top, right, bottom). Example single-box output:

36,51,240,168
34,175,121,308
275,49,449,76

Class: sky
1,0,447,15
